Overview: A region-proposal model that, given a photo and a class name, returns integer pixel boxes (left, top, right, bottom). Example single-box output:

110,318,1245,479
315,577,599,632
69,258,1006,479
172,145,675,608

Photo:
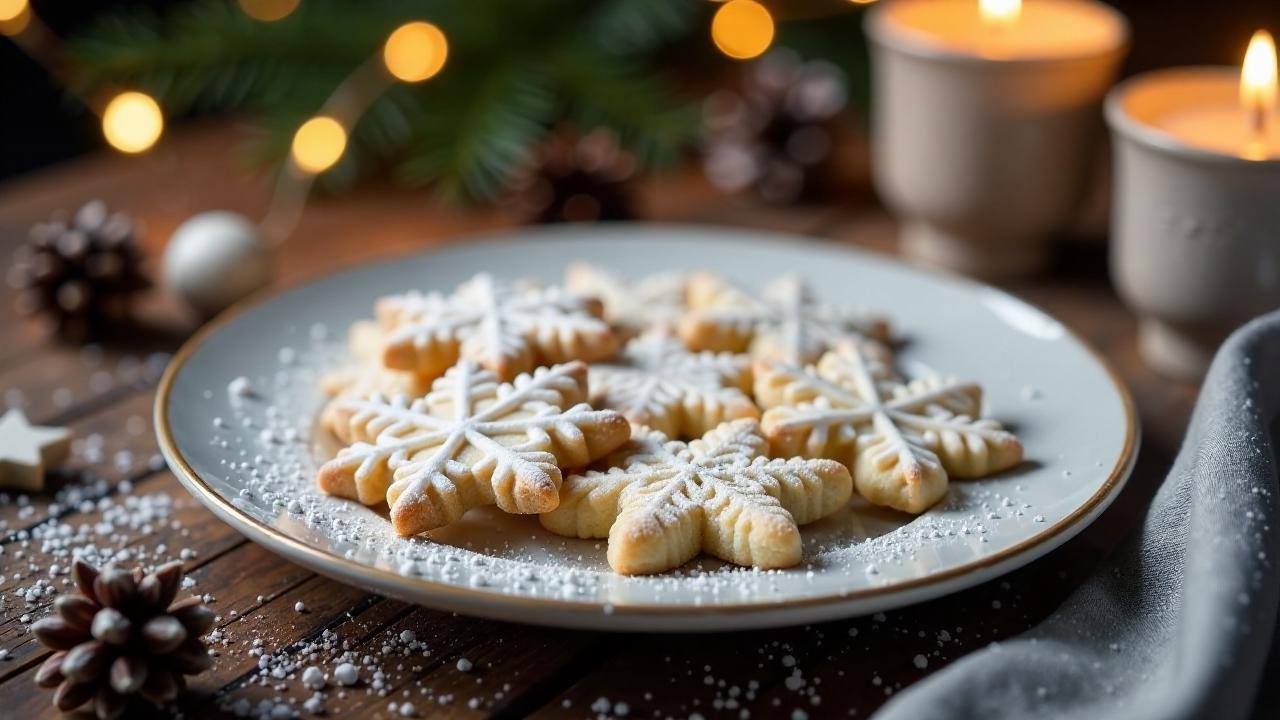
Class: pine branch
397,63,556,201
67,0,406,114
65,0,705,202
550,42,699,169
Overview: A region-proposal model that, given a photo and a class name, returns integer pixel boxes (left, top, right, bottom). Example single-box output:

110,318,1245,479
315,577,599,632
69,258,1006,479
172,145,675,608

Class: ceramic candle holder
866,0,1128,279
1106,68,1280,380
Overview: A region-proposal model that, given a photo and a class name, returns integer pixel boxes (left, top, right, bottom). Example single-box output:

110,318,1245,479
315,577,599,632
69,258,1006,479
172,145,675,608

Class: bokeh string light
0,0,29,35
101,91,165,154
259,20,452,243
711,0,775,60
237,0,300,23
0,0,26,32
290,116,348,174
383,21,449,82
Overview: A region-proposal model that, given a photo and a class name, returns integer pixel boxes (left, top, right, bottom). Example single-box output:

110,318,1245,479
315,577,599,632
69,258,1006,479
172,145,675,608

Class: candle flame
1242,30,1277,116
979,0,1020,29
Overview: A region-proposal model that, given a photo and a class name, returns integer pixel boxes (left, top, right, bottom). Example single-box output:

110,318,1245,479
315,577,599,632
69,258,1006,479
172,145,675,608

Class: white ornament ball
163,211,272,317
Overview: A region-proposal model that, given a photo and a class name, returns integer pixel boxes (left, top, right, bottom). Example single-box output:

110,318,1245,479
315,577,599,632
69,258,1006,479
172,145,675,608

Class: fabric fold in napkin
875,310,1280,720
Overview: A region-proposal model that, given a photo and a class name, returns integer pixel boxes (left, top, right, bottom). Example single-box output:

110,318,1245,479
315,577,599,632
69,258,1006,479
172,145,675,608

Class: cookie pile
317,266,1024,575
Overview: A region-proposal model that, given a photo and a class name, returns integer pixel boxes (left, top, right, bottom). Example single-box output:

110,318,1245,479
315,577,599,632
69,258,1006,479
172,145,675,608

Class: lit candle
866,0,1129,278
881,0,1125,59
1106,30,1280,380
1144,31,1280,160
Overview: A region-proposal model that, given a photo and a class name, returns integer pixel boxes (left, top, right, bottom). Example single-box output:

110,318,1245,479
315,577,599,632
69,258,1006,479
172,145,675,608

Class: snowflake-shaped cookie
589,331,758,439
564,262,688,337
679,272,892,365
321,320,429,434
319,361,631,537
540,420,851,575
378,273,619,381
755,342,1023,514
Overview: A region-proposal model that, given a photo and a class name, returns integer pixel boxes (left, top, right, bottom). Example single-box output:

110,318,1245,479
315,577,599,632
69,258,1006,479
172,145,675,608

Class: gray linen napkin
875,311,1280,720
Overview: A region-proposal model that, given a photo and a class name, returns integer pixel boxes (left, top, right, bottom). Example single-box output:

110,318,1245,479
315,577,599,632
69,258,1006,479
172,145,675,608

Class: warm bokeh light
847,0,878,4
1241,30,1278,121
711,0,774,61
0,0,26,22
0,0,28,35
979,0,1021,28
238,0,300,22
291,116,347,174
102,92,164,154
383,21,449,82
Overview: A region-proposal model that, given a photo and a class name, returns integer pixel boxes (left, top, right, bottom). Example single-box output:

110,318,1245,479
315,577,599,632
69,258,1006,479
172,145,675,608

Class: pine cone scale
90,607,132,645
35,652,67,688
95,685,128,720
140,615,186,654
61,640,109,682
94,567,138,610
73,561,100,598
168,596,216,635
54,679,96,711
109,655,148,694
55,594,100,630
31,617,83,650
138,561,183,610
139,668,179,705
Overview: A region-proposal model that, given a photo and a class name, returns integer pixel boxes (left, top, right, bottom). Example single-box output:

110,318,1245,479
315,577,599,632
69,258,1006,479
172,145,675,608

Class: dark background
2,0,1278,181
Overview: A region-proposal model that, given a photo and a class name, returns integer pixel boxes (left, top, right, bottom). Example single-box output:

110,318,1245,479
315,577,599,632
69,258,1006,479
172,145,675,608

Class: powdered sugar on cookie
588,331,758,439
318,361,630,536
378,273,619,381
541,420,851,574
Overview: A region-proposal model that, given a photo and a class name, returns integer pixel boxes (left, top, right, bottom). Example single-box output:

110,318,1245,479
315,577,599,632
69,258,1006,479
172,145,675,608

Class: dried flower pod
29,559,213,720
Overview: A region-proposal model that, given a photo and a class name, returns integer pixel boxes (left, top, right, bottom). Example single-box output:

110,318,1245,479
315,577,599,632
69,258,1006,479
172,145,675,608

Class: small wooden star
0,409,72,492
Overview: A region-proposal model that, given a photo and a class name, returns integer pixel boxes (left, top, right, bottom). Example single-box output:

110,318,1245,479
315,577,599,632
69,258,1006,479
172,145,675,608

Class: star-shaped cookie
588,331,758,439
377,273,619,381
319,361,631,536
540,420,851,575
0,409,72,492
679,272,892,365
755,342,1023,514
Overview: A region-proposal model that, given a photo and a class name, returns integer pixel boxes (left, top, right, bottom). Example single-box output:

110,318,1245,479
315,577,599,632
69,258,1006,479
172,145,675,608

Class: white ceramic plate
157,225,1137,632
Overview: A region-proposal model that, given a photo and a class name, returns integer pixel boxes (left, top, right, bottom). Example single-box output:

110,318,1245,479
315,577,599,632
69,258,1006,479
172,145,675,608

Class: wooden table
0,123,1199,719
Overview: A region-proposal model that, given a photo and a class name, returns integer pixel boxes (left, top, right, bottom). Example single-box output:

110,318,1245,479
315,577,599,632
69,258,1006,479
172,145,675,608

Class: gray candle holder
866,0,1128,279
1106,67,1280,380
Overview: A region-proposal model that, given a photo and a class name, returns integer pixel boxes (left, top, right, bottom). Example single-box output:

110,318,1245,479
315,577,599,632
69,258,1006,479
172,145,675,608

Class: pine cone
31,559,214,720
702,48,849,204
7,200,150,338
506,126,637,223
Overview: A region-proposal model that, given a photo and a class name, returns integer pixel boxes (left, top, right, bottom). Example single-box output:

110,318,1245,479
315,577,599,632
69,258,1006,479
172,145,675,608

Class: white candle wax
878,0,1127,61
1135,70,1280,160
1159,108,1280,159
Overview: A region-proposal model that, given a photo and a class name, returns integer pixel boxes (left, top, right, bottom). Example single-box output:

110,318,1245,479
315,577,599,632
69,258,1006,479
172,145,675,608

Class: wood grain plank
1,391,161,541
186,576,379,697
528,522,1109,720
0,344,168,425
0,471,248,680
191,598,603,720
